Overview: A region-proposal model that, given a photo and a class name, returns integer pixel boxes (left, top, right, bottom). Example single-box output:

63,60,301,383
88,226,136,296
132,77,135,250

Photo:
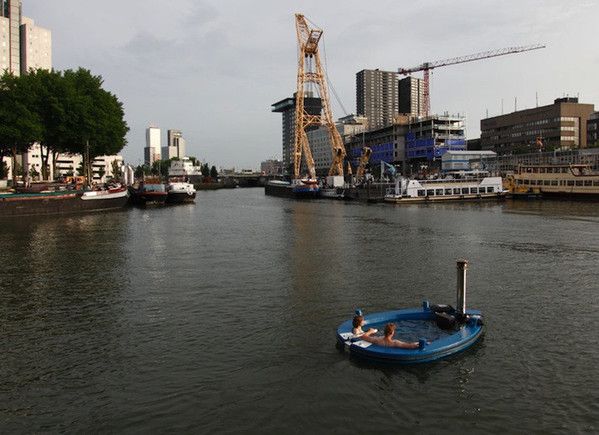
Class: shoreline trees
0,68,129,184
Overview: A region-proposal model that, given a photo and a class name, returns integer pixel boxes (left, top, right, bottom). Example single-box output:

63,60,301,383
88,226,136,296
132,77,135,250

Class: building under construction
345,113,466,173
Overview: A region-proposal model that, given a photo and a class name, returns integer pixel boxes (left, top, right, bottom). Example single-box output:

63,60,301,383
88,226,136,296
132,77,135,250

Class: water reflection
1,213,130,428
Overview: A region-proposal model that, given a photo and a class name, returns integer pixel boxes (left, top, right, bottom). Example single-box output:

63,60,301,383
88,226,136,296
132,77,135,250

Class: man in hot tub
360,323,420,349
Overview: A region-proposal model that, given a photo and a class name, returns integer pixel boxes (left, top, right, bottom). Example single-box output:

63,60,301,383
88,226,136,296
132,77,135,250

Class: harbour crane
398,44,546,116
293,14,346,179
355,147,372,179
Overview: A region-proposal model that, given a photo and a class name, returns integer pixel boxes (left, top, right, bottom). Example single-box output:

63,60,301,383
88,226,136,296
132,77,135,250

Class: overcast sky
24,0,599,169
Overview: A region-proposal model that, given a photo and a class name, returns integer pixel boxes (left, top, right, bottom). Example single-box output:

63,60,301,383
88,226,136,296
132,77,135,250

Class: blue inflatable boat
337,260,484,364
336,302,483,364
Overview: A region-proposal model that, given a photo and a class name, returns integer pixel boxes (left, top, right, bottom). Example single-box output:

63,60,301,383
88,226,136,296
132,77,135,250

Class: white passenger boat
384,173,507,203
166,180,196,204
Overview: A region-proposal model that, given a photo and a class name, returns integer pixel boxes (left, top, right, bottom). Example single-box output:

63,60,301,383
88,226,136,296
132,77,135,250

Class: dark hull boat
0,186,129,218
129,182,168,206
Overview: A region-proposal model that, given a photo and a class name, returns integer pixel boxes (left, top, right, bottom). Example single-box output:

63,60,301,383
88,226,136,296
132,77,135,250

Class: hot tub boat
336,260,484,364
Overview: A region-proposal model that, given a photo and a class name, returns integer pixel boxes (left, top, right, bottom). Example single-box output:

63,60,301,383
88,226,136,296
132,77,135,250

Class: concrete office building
308,115,367,176
163,129,186,160
356,69,398,130
481,97,595,154
399,76,425,117
144,126,161,165
271,93,322,175
588,112,599,146
53,153,123,182
260,159,283,175
20,16,51,73
0,0,21,75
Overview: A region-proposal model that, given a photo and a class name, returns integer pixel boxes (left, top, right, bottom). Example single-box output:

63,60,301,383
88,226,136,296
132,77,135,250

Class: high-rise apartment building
20,16,51,73
399,76,425,117
481,97,595,154
271,93,322,175
356,69,398,130
1,2,51,76
163,129,186,160
144,126,161,165
0,0,22,75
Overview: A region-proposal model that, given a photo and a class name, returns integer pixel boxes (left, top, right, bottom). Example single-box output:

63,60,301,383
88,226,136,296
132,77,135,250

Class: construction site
268,13,597,202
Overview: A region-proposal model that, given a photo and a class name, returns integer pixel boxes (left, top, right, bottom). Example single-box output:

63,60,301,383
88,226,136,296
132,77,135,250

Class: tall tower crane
293,14,346,179
398,44,546,116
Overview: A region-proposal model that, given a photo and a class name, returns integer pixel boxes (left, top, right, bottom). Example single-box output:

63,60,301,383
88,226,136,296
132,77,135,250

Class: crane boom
398,44,546,116
293,14,346,179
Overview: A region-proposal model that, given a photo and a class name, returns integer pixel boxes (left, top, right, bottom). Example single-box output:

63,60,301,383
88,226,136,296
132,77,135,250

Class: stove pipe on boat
456,259,468,315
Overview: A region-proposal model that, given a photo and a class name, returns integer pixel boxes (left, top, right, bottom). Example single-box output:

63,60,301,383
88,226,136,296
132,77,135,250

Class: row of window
522,167,572,173
517,179,599,186
417,186,496,197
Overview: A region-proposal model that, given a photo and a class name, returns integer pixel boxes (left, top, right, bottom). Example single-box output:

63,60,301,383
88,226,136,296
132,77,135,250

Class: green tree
134,165,145,179
29,164,39,180
62,68,129,183
0,146,10,179
0,72,43,186
97,166,106,181
0,160,7,179
201,163,210,177
210,165,218,179
188,156,197,166
22,69,69,180
111,159,122,179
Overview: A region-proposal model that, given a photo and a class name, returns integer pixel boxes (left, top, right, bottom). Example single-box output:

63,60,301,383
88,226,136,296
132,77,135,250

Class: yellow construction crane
293,14,346,179
356,147,372,179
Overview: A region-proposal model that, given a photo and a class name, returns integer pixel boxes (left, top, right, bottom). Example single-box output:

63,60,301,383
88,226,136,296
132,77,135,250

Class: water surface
1,189,598,433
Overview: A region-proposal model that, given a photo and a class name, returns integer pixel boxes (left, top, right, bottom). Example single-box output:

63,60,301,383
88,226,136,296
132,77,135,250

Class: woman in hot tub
352,314,378,337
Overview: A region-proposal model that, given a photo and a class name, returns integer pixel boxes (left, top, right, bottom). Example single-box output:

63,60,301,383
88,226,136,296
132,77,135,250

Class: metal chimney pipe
456,259,468,315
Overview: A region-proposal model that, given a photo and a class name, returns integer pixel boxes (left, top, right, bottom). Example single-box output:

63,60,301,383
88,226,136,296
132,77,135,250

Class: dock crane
355,147,372,179
293,14,346,179
398,44,546,116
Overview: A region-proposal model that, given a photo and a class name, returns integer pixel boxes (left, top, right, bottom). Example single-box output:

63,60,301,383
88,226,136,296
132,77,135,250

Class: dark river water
1,188,598,433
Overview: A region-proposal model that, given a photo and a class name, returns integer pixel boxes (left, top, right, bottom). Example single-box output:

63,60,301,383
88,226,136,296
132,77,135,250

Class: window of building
487,187,494,193
426,189,434,196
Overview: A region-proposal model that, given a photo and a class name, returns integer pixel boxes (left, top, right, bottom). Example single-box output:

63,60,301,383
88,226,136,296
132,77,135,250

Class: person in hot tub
352,315,378,337
360,323,420,349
